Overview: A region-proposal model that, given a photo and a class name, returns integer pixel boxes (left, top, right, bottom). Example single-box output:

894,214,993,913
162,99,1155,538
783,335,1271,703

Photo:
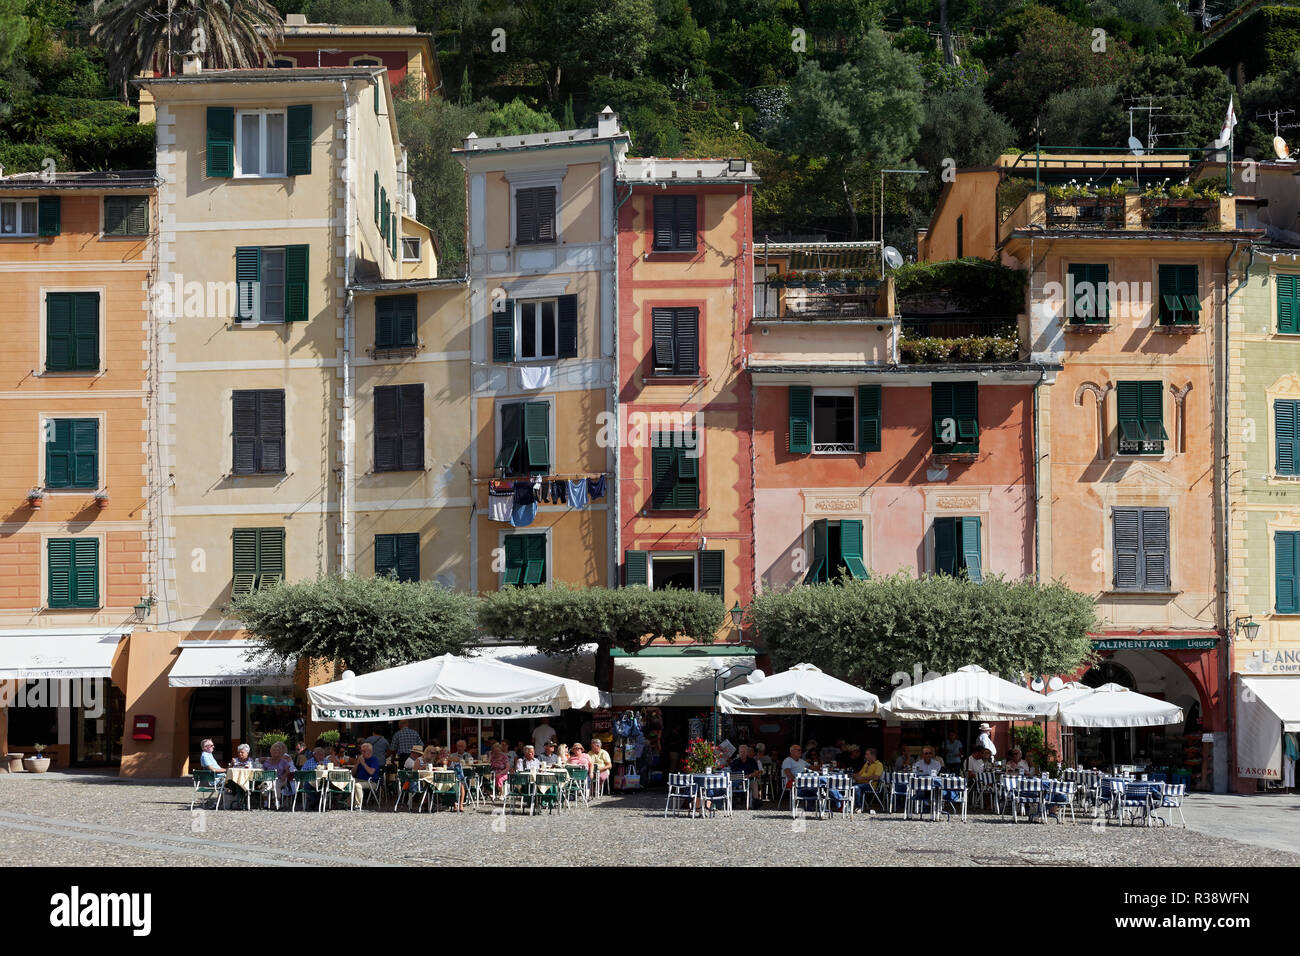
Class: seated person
198,739,226,788
853,748,885,809
329,743,348,767
403,748,426,771
913,747,945,776
893,749,913,773
432,751,467,811
780,745,809,792
231,743,254,769
966,747,988,776
730,744,763,806
567,743,592,771
838,743,863,774
354,742,382,786
538,741,560,766
515,745,542,772
1004,748,1033,775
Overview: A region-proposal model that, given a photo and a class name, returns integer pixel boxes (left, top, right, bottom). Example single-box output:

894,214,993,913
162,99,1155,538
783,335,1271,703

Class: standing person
977,723,997,761
365,726,390,769
942,730,964,773
532,718,557,752
391,721,423,766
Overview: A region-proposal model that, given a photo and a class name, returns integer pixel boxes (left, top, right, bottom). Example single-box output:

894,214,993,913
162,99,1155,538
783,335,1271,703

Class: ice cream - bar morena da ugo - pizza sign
312,701,559,721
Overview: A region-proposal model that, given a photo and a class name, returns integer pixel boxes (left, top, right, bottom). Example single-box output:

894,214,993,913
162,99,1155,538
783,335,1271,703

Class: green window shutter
857,385,881,452
1177,266,1200,319
1068,263,1108,323
961,516,983,582
1113,508,1140,590
524,402,549,472
675,443,699,509
624,548,650,587
375,534,397,577
651,308,676,372
932,383,954,443
231,528,258,597
380,188,388,239
1140,508,1169,590
1277,531,1300,613
651,443,674,510
72,539,98,607
38,195,60,237
803,519,828,584
284,245,309,321
46,293,74,371
497,402,523,475
1158,265,1198,324
788,386,812,454
374,79,380,114
235,246,262,320
71,418,98,488
1280,274,1300,334
1117,382,1142,443
557,294,578,358
1277,400,1300,476
257,528,286,584
624,550,648,587
257,390,285,473
286,104,312,175
72,292,99,371
699,549,725,596
45,420,73,488
396,295,416,346
206,107,235,178
373,172,380,225
126,196,149,236
934,517,957,576
674,308,699,375
1158,265,1179,324
503,535,525,586
492,299,515,362
521,534,546,585
48,539,73,608
395,534,419,583
375,297,397,348
104,196,126,236
955,382,979,444
1140,381,1167,443
839,519,868,579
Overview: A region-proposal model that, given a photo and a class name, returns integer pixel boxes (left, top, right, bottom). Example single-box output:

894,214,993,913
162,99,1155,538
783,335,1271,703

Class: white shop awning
0,627,129,679
1235,676,1300,780
168,641,294,688
612,648,758,708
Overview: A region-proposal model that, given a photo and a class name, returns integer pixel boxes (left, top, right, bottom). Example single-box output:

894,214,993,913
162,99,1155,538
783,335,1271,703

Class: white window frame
235,109,288,179
811,387,856,455
38,285,107,377
515,297,559,362
647,552,700,592
0,197,39,237
36,411,107,493
401,236,421,262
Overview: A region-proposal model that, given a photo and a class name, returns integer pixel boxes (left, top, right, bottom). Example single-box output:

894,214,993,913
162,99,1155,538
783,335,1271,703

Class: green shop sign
1093,638,1218,651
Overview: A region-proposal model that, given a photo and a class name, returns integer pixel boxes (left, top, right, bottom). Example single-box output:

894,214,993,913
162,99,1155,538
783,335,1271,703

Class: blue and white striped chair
1006,776,1045,822
905,774,938,821
973,771,1000,812
937,774,967,822
1115,780,1160,827
824,772,853,817
887,773,912,814
792,772,826,819
1042,779,1076,823
664,773,696,817
1156,782,1187,827
697,773,732,817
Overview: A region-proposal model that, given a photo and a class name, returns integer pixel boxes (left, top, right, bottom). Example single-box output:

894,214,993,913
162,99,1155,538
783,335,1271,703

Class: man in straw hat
977,722,997,760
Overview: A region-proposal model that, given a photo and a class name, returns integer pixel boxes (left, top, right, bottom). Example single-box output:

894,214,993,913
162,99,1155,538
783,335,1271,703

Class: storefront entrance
70,682,125,767
188,687,232,764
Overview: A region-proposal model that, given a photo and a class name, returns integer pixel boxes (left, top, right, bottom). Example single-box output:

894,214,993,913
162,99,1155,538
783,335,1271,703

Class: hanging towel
488,491,513,523
489,479,515,496
588,474,607,499
567,478,588,510
512,481,535,507
518,365,553,390
510,501,538,527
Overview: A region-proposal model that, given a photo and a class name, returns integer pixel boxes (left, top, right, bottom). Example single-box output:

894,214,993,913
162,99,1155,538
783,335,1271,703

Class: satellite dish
1048,676,1065,692
1031,677,1046,692
1127,136,1145,157
1275,136,1292,160
883,246,903,270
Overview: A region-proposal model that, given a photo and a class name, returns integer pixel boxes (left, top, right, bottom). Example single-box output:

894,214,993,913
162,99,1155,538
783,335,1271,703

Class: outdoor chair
563,767,590,809
1042,780,1076,823
321,769,359,812
355,776,384,810
823,773,852,817
591,768,610,799
427,771,461,812
695,773,732,818
937,774,967,822
856,776,887,813
904,774,938,821
887,773,912,814
730,772,752,811
394,770,427,813
291,770,320,812
190,770,223,812
507,772,536,815
792,772,826,820
1157,782,1187,827
534,774,562,814
973,772,1000,812
1096,776,1128,822
252,769,280,810
1006,776,1045,823
665,773,696,817
1116,781,1161,827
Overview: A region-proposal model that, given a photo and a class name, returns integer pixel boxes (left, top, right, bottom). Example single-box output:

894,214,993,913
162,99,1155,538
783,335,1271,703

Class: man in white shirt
780,744,809,790
977,722,997,760
913,746,945,776
965,748,987,775
516,745,542,772
532,720,556,752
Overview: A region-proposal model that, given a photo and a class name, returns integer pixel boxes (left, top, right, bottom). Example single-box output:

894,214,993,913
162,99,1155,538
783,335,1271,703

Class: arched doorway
1074,651,1203,771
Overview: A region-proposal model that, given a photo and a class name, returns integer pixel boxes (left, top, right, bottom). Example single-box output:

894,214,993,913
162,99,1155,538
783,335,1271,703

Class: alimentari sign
313,702,558,721
1094,638,1218,651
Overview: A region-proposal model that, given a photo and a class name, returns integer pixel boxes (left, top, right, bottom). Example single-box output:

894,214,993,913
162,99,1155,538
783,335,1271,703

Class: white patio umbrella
1056,682,1182,728
718,663,880,743
308,653,606,722
1045,681,1095,708
881,664,1060,721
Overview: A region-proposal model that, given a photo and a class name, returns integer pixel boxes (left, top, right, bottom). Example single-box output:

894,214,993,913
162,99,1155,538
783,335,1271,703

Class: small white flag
1218,95,1237,148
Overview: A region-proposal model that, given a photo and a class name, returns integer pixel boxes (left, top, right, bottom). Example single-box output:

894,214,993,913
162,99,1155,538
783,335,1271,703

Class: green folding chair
321,769,359,811
395,770,427,812
190,770,223,811
290,770,319,812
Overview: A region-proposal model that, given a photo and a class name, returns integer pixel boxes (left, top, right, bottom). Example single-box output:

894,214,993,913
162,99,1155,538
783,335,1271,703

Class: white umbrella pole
446,716,450,750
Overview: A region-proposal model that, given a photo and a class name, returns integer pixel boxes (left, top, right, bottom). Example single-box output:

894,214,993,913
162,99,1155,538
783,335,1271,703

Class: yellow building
453,110,628,594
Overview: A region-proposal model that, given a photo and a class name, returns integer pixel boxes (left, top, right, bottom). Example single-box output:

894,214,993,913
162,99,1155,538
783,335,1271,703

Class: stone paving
1,772,1297,867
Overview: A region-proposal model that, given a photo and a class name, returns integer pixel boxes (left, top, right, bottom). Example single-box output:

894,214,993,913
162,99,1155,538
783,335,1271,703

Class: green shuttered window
932,381,979,454
622,549,724,595
496,401,549,476
103,196,149,237
650,433,699,510
492,298,515,362
232,390,285,475
650,308,699,376
503,534,546,587
516,187,556,245
48,538,98,609
207,107,234,177
788,386,812,454
234,245,309,322
375,294,417,348
375,533,419,582
286,104,312,175
37,195,60,237
803,519,868,584
934,516,982,580
858,384,881,452
624,550,648,587
374,384,424,472
1278,400,1300,476
1277,531,1300,613
231,528,285,597
45,418,98,489
1116,381,1167,454
45,292,99,372
1112,507,1169,592
1068,263,1109,323
1158,264,1200,326
1279,274,1300,334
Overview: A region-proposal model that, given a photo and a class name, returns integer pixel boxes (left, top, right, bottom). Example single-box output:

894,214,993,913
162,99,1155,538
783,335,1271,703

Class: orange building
0,170,155,770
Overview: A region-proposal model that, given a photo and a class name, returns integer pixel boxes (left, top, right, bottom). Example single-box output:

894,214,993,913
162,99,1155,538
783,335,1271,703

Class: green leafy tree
1244,51,1300,160
0,0,29,77
521,0,656,101
233,574,480,675
484,96,560,136
1036,83,1120,149
747,573,1097,694
91,0,285,91
917,85,1016,198
305,0,413,24
478,585,726,688
772,29,924,237
1098,54,1235,152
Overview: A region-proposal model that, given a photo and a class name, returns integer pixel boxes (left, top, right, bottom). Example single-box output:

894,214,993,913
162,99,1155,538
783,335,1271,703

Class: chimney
597,106,619,137
182,54,202,75
286,13,307,25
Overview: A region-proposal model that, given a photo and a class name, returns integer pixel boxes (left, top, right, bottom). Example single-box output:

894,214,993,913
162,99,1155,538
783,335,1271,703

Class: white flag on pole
1217,95,1237,149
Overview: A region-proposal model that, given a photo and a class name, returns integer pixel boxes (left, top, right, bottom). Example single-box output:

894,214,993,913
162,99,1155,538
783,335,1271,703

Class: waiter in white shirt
532,719,556,752
977,722,997,760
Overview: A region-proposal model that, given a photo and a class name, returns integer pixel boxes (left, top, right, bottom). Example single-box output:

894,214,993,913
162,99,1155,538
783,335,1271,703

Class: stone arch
1074,381,1112,460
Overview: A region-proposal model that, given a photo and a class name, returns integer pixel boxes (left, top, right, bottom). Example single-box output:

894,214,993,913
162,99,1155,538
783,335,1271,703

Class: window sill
231,319,286,328
39,369,104,377
369,344,420,359
1154,324,1200,334
643,248,699,258
646,374,705,385
932,452,979,464
371,468,428,475
98,234,149,242
1100,590,1182,597
228,472,289,478
1065,322,1111,333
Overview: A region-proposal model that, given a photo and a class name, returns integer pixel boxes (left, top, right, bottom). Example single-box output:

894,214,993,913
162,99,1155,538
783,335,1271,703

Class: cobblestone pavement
1,773,1296,867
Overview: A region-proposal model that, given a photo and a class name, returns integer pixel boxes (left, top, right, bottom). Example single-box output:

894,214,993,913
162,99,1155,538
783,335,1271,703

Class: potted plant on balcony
94,490,110,510
22,744,51,773
26,487,43,510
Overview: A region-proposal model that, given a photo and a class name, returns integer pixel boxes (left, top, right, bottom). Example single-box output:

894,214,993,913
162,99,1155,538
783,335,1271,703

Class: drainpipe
1033,370,1044,583
340,80,356,577
610,141,633,595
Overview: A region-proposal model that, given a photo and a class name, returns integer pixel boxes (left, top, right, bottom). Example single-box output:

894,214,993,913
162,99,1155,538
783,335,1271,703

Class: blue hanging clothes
567,479,588,509
510,501,538,527
587,474,607,499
